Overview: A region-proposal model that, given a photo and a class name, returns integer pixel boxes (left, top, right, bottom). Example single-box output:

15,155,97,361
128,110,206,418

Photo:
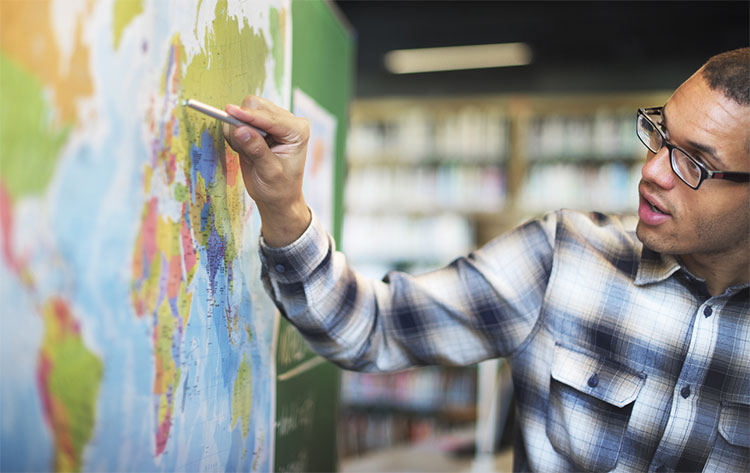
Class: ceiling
332,1,750,98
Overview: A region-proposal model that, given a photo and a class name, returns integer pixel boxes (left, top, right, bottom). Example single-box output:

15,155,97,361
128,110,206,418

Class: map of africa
1,0,290,471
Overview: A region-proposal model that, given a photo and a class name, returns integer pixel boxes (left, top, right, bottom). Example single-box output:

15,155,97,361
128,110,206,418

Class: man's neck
678,250,750,297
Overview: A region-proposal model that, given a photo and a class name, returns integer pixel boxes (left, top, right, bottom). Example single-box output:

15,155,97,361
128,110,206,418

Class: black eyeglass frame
636,106,750,190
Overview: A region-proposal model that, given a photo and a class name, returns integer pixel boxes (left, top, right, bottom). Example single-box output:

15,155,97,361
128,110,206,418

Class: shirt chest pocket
704,397,750,471
546,343,646,472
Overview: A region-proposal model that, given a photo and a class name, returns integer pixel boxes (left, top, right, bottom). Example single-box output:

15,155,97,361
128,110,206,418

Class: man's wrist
258,199,311,248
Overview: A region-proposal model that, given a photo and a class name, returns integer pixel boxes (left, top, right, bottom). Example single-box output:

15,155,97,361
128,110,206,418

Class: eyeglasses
636,107,749,190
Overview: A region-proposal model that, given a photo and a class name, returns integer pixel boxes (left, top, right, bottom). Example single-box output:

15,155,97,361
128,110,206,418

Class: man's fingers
226,104,298,140
222,121,270,163
219,95,309,219
226,98,308,144
235,126,274,162
225,104,263,127
222,123,244,154
240,95,279,112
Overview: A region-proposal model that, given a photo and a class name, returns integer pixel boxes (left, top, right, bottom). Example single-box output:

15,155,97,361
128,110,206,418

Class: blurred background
332,1,749,472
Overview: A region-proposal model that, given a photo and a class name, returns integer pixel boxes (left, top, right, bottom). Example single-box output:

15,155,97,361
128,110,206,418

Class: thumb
223,123,273,165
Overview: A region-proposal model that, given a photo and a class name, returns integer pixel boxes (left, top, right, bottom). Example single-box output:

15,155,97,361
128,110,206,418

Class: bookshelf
338,367,477,458
339,91,672,459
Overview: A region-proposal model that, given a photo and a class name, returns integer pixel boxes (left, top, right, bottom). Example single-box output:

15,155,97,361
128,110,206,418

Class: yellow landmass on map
113,0,144,49
232,353,253,439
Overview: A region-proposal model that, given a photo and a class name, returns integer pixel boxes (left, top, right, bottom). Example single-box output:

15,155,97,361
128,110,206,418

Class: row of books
340,368,476,412
348,106,644,164
342,213,474,271
348,106,509,162
344,164,506,214
338,412,437,457
519,162,641,213
526,110,643,161
338,367,477,457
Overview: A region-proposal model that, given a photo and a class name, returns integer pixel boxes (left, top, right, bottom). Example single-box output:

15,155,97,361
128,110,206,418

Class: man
223,48,749,472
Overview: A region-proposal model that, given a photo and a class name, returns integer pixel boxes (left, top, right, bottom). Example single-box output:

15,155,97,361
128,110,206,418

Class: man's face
636,72,750,258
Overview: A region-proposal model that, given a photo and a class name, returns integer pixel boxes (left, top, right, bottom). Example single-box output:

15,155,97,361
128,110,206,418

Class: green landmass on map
40,299,103,472
0,54,70,200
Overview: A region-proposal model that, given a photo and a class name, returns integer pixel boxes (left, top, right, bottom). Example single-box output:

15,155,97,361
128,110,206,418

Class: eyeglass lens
637,114,662,154
638,113,702,188
671,150,702,187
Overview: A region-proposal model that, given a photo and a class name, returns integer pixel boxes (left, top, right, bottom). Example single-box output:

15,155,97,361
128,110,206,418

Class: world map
1,0,290,471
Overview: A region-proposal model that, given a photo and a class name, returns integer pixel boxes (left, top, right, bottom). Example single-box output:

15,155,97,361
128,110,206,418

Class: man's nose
641,146,677,190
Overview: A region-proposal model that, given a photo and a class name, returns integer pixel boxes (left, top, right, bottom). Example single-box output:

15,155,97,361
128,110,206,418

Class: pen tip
182,99,189,106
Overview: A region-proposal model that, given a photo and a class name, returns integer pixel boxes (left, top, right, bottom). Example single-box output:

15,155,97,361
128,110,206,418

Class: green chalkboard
274,1,354,472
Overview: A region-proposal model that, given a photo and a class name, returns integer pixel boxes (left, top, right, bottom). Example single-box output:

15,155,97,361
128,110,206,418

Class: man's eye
693,156,710,169
684,151,713,169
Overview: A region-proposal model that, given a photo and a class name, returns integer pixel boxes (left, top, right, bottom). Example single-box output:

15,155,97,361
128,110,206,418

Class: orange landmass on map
0,1,94,126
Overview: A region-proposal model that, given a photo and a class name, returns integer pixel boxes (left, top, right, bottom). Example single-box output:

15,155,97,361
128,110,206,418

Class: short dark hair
701,47,750,106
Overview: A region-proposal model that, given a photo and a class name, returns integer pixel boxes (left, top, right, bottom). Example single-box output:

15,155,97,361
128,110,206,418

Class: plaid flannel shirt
260,209,749,472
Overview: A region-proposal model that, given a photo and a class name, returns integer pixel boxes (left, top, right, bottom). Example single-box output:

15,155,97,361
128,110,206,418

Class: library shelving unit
339,90,672,459
338,367,477,457
344,96,511,277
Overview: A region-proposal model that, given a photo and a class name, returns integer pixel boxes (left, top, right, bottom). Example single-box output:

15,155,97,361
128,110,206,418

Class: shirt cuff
258,209,331,284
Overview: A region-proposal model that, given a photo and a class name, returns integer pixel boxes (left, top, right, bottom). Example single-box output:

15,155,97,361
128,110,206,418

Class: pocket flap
719,401,750,448
551,343,646,408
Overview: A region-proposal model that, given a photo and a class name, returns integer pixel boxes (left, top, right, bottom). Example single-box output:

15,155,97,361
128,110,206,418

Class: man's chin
636,222,669,254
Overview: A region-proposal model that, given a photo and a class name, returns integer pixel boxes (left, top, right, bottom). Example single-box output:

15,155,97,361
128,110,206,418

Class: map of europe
1,0,290,471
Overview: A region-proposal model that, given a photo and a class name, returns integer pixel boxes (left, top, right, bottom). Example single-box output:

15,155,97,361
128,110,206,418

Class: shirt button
587,374,599,388
275,264,286,273
703,306,713,317
681,385,691,398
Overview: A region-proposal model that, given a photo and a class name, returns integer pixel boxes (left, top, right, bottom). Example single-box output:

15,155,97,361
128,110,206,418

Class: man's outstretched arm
222,95,553,372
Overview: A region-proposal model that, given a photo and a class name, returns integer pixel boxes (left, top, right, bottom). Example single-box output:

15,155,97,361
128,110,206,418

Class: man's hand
222,95,312,247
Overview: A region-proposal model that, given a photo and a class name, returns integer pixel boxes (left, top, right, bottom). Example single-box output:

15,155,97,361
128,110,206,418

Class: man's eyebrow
685,139,726,168
662,107,727,169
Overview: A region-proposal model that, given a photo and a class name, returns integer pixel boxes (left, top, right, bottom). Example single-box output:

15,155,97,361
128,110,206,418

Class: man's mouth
647,200,668,215
638,184,672,225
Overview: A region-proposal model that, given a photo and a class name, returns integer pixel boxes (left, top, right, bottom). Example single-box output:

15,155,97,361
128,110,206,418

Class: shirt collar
634,246,682,286
634,246,750,297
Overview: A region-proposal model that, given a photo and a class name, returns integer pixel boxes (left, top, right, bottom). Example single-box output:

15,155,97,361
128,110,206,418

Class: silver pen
183,98,267,137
